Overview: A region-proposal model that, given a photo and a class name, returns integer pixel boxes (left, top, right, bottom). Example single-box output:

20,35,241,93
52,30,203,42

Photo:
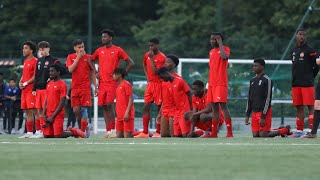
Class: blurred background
1,0,320,133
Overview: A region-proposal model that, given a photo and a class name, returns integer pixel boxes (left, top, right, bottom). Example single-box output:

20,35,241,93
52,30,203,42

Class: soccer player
206,32,233,138
157,55,180,137
289,28,318,137
245,59,291,137
66,39,96,137
42,63,86,138
32,41,59,138
90,29,134,138
134,38,166,138
158,62,192,137
184,80,225,138
113,68,135,138
18,41,39,138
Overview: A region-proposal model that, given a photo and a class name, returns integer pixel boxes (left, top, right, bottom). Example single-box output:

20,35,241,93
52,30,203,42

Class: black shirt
33,55,58,91
0,81,6,104
290,43,318,87
246,74,273,119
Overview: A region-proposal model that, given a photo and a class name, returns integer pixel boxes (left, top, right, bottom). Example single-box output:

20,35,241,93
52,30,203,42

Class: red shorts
98,84,117,106
21,90,36,109
36,89,46,109
207,85,228,103
174,115,191,136
71,89,92,107
251,108,272,132
292,87,314,106
161,109,175,120
42,113,64,136
144,82,162,105
116,118,134,132
195,121,212,131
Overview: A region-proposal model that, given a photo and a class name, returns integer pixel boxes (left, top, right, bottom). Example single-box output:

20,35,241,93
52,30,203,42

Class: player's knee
143,103,151,112
80,107,88,118
200,113,210,123
184,111,192,120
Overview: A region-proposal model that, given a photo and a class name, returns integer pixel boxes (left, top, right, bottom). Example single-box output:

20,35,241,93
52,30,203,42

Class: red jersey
92,45,129,84
22,57,37,92
143,52,166,82
192,93,208,110
171,76,191,116
45,80,67,116
162,72,180,111
116,80,134,119
66,53,91,90
208,46,230,86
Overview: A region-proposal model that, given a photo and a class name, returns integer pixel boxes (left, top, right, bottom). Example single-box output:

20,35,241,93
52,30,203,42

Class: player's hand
12,96,16,101
316,56,320,65
76,50,85,59
124,113,129,122
260,118,265,127
156,114,161,124
215,35,223,45
95,71,100,80
94,88,98,97
148,50,154,60
19,82,25,89
32,91,36,96
245,117,250,125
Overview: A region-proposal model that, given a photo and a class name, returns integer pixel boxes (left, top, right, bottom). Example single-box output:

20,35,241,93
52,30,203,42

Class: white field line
0,141,320,146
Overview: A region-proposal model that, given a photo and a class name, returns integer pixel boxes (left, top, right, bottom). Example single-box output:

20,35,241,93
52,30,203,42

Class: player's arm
32,65,39,93
260,78,272,127
148,51,159,75
68,52,84,73
124,57,135,73
192,104,211,117
143,61,148,81
19,76,24,90
216,35,228,60
311,51,319,77
186,91,192,110
124,95,133,122
245,82,253,125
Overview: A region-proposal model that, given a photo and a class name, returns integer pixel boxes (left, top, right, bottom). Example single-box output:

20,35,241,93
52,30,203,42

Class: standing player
18,41,39,138
66,39,96,137
207,32,233,138
113,68,135,138
90,29,135,138
134,38,166,138
157,55,180,137
32,41,59,138
158,62,192,137
42,63,86,138
245,59,291,137
289,28,318,137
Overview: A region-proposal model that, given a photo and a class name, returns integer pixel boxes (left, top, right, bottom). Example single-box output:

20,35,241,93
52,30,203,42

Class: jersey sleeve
60,83,67,98
143,53,148,66
125,83,133,97
156,55,166,68
66,55,72,67
119,48,129,61
91,48,99,61
224,46,231,58
181,80,190,93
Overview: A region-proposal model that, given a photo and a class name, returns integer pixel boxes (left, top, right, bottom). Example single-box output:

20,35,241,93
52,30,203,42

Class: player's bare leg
116,131,124,138
219,103,233,137
169,117,174,137
307,105,314,130
303,100,320,138
19,109,35,138
135,102,152,138
73,106,82,129
101,103,116,138
290,105,305,137
152,105,162,137
252,131,260,138
160,115,170,137
124,132,133,138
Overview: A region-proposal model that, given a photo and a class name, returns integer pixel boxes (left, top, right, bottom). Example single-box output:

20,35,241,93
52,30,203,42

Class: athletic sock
296,117,304,131
309,114,314,130
142,115,150,134
311,110,320,134
211,119,218,137
81,120,88,132
26,121,34,133
106,120,115,131
225,118,233,135
156,123,160,134
35,119,41,131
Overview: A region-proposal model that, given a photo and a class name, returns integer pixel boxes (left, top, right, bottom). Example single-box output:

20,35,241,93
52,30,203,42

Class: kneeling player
113,68,134,138
42,63,85,138
245,59,290,137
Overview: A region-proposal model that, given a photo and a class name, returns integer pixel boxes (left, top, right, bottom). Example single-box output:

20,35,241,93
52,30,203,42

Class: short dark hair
296,28,306,34
113,68,127,78
73,39,84,46
101,29,115,37
38,41,50,48
254,58,265,67
9,78,16,82
157,67,170,75
192,80,204,89
23,41,37,53
211,32,224,40
149,38,159,44
49,61,67,76
167,54,179,67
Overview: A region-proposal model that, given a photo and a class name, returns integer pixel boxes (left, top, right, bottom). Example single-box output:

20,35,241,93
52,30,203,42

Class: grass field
0,133,319,180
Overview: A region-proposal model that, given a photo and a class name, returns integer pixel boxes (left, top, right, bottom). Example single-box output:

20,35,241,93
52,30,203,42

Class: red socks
26,121,34,133
81,120,88,132
278,127,289,135
211,119,218,137
106,120,115,131
195,129,204,137
296,117,304,131
309,115,314,129
142,115,150,134
225,118,233,135
35,119,41,131
156,123,160,134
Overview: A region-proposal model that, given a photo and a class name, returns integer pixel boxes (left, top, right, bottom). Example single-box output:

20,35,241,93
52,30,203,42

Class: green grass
0,134,319,180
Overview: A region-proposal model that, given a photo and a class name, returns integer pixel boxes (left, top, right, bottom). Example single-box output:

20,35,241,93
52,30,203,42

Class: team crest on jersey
45,61,49,66
300,52,304,58
259,80,262,85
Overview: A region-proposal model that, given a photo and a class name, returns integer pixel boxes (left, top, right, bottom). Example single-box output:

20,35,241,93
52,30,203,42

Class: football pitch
0,133,319,180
